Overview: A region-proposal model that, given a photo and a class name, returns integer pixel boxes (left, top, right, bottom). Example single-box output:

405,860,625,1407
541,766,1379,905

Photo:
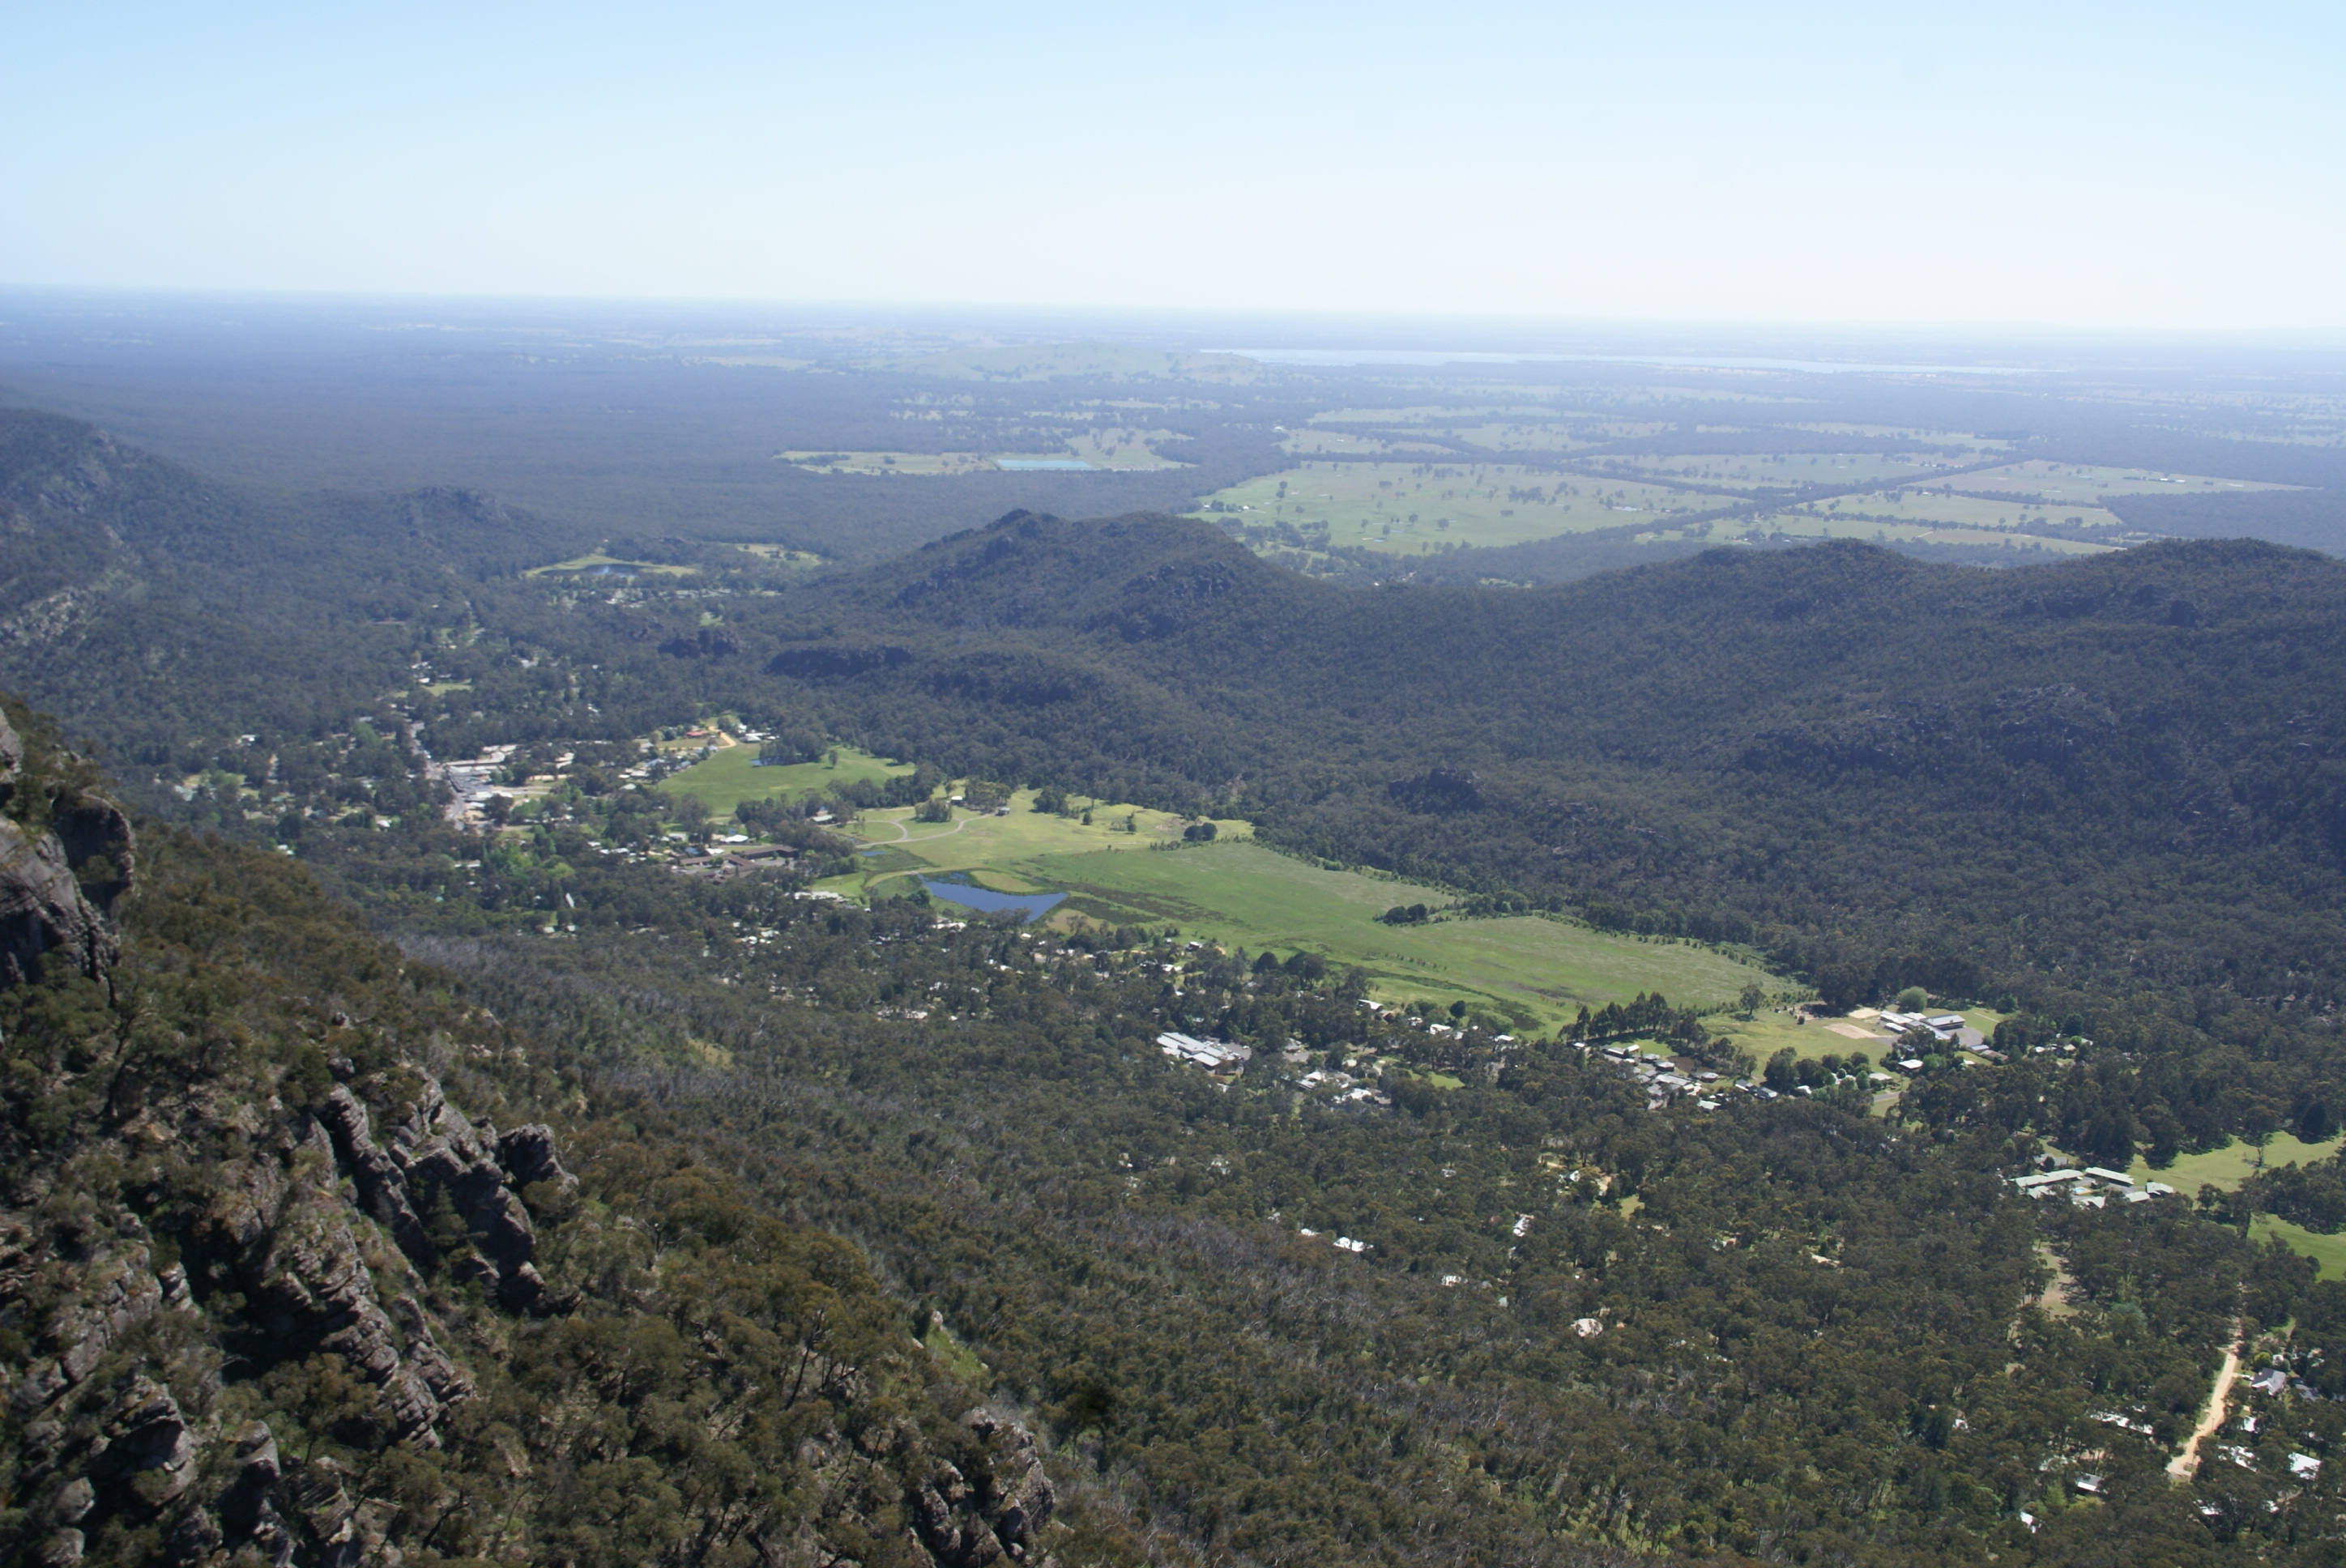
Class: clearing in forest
656,744,913,816
1026,840,1773,1023
1191,461,1715,552
827,795,1775,1026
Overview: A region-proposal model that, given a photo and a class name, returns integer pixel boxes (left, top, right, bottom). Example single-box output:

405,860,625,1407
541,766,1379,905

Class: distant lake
919,876,1065,922
994,458,1094,471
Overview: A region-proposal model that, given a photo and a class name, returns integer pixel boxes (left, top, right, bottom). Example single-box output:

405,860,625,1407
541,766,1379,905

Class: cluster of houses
1876,1008,1969,1042
1580,1042,1736,1110
436,744,523,824
2010,1161,2176,1208
1157,1031,1253,1072
672,842,799,881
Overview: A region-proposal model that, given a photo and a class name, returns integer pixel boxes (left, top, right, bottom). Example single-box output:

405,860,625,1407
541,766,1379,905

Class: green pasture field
853,794,1224,880
1591,452,1951,493
1759,492,2121,551
1279,428,1452,458
1751,513,2112,556
1930,459,2294,500
2125,1131,2342,1191
1192,462,1717,553
2253,1216,2346,1279
2109,1131,2346,1276
832,791,1777,1025
1798,487,2131,532
1062,428,1190,469
1444,422,1597,454
524,552,695,578
777,450,996,475
656,744,913,816
1022,841,1776,1025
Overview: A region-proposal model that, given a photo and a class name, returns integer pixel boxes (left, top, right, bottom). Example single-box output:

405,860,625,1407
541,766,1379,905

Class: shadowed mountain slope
764,512,2346,1002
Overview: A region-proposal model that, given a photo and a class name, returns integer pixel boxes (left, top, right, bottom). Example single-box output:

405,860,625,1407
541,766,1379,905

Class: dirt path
2169,1320,2246,1480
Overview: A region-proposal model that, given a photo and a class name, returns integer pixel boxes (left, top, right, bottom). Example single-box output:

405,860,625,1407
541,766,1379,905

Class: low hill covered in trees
757,511,2346,1010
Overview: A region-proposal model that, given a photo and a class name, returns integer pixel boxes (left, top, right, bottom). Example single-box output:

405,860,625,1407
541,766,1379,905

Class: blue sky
5,2,2340,330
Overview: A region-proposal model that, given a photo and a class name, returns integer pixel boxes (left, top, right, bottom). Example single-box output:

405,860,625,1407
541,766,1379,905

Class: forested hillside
0,703,1075,1568
755,512,2346,1006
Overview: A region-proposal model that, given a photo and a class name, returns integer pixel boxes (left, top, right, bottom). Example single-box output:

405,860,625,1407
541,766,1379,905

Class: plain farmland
826,792,1780,1025
1191,461,1720,552
657,744,912,816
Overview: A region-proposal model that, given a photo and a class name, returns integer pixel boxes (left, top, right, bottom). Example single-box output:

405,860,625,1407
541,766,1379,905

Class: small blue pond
995,458,1094,471
919,876,1066,922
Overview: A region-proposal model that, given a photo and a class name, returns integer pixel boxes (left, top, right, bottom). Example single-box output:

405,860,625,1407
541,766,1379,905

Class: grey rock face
322,1071,552,1310
498,1123,578,1194
318,1087,431,1260
0,709,128,986
966,1408,1056,1562
0,816,115,986
251,1181,463,1444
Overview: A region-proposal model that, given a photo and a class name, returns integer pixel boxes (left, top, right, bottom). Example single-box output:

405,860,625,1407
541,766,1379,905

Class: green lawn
2251,1215,2346,1279
2129,1132,2342,1191
2118,1133,2346,1277
656,744,912,816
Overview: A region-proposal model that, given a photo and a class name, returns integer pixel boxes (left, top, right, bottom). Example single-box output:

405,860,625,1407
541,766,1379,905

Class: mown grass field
656,744,912,816
825,792,1777,1026
2252,1216,2346,1278
1026,840,1775,1023
1191,462,1717,553
2126,1131,2342,1191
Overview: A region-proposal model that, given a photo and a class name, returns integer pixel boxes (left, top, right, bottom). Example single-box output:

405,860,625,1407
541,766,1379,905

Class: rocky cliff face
0,705,131,986
0,714,1059,1568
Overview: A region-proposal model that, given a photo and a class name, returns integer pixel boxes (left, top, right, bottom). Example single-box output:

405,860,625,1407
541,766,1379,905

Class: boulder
497,1123,577,1195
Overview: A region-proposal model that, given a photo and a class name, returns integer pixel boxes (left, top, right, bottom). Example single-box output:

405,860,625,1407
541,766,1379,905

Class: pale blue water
919,876,1066,922
995,458,1094,471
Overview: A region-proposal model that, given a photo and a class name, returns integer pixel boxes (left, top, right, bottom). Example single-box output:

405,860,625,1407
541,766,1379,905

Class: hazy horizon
8,3,2343,333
